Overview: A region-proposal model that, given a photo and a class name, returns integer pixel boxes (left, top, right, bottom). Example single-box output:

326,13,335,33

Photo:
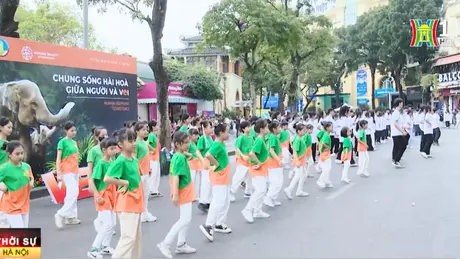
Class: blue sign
261,96,279,108
296,99,303,112
374,88,395,98
357,98,369,105
0,38,9,57
356,69,368,97
286,107,292,113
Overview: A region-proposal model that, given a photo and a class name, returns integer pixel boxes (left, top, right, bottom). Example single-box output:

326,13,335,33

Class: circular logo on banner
21,46,33,61
0,38,9,57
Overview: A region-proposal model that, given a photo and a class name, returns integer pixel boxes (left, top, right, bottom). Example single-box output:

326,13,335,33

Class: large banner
0,37,137,203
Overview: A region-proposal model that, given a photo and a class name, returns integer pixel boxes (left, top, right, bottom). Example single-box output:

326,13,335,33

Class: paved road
30,129,460,258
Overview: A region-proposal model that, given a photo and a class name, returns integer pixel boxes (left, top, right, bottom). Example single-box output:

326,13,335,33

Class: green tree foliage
376,0,443,95
165,59,223,101
15,0,108,50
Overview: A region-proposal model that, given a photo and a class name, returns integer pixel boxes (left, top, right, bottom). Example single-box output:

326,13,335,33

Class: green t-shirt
106,155,141,191
207,141,229,172
57,137,78,159
316,130,325,141
170,153,192,189
179,125,188,132
267,134,281,157
320,134,331,152
342,137,353,152
197,135,213,157
303,134,312,148
0,162,30,192
187,142,198,159
91,159,111,191
292,135,307,157
250,126,257,140
135,139,149,160
0,139,8,165
358,129,367,142
251,136,269,164
87,145,103,168
279,130,289,143
235,134,253,155
147,132,157,149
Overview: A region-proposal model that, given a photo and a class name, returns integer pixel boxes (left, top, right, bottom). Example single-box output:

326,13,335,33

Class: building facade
167,36,246,115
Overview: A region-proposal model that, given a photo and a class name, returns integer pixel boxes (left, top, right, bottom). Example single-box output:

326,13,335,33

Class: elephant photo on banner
0,80,74,177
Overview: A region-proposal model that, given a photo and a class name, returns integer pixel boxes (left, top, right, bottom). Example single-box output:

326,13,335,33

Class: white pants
141,175,151,214
342,160,350,180
92,210,116,249
266,167,283,200
148,161,160,194
57,173,79,218
191,170,201,199
357,151,369,175
319,159,332,184
281,147,291,166
305,157,314,176
112,212,142,259
5,213,29,228
371,132,376,147
205,185,230,226
244,176,267,213
286,167,305,194
230,164,252,194
163,202,192,247
199,170,212,204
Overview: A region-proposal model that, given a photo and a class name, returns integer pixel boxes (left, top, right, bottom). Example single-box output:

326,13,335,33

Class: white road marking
325,182,356,200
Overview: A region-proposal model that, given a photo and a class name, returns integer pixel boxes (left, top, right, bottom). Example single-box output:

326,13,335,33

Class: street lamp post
83,0,89,49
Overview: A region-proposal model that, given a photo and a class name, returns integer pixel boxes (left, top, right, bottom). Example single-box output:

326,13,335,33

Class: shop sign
438,71,460,83
450,89,460,95
357,98,369,105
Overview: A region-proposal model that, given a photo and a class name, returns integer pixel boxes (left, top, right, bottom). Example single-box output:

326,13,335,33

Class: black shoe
150,192,163,198
199,224,214,242
240,181,246,188
198,203,208,213
205,203,210,210
214,224,232,233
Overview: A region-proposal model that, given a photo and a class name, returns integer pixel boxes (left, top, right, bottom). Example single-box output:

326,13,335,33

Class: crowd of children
0,99,448,258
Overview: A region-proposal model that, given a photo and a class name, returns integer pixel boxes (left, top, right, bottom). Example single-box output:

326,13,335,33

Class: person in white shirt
444,110,452,128
336,106,357,166
324,109,338,155
420,106,434,158
384,110,391,139
433,108,441,145
353,109,364,156
414,109,424,136
390,98,407,168
402,108,413,149
375,111,386,144
455,111,460,129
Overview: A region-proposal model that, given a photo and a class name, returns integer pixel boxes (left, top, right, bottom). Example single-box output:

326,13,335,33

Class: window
234,61,240,76
221,56,229,73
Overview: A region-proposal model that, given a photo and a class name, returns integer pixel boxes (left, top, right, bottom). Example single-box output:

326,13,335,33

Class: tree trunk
148,0,171,149
289,54,300,112
278,88,285,113
370,65,376,110
394,68,403,97
250,81,257,116
0,0,20,38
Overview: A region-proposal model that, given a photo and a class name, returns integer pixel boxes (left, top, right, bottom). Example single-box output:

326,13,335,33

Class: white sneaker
263,196,275,207
325,183,334,188
229,193,236,202
341,178,351,184
253,210,270,219
87,249,102,259
65,217,81,225
273,200,281,206
295,191,309,197
335,159,341,164
141,212,157,223
175,243,196,254
100,246,115,255
284,187,293,200
214,224,232,233
427,154,433,158
241,209,254,223
316,180,326,188
54,213,65,229
362,173,370,177
420,152,428,158
157,242,173,258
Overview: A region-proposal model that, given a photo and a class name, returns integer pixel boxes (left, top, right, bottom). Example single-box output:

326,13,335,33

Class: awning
138,96,201,104
434,53,460,66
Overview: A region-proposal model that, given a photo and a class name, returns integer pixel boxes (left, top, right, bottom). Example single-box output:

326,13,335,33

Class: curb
30,150,236,200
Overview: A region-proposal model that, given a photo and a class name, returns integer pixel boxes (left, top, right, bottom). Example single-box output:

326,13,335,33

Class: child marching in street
303,124,315,178
340,127,353,184
0,116,13,228
199,123,232,241
157,131,197,258
87,138,118,259
264,121,284,208
185,128,204,201
279,120,291,168
241,119,270,223
230,121,253,202
284,123,309,199
104,128,144,259
315,123,326,173
317,122,333,188
147,120,162,198
357,120,370,177
54,121,81,228
197,121,213,213
0,141,34,228
134,121,157,223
